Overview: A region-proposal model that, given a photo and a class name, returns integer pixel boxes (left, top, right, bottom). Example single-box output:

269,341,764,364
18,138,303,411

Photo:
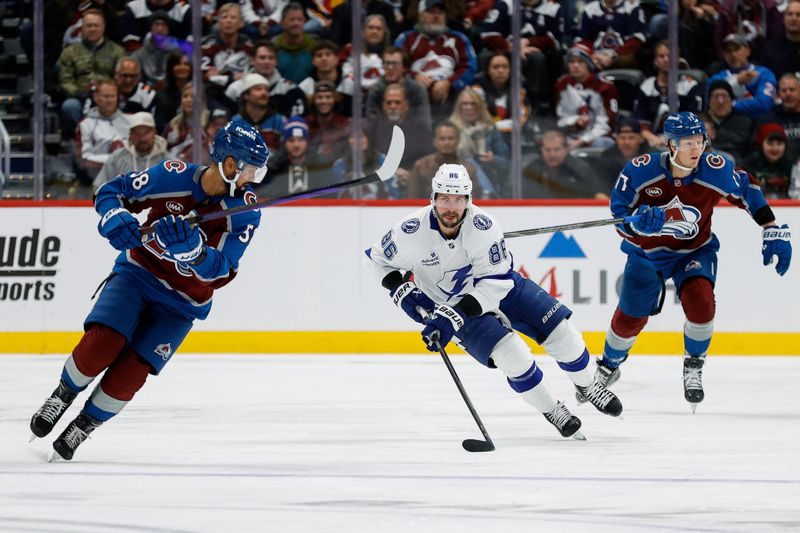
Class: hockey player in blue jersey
580,111,792,411
29,118,270,461
366,164,622,440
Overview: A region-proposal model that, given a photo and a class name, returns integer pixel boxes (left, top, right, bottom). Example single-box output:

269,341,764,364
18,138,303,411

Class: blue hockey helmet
210,117,270,196
663,111,707,143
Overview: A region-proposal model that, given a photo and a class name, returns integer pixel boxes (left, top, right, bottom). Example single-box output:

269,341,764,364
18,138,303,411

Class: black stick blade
462,439,495,452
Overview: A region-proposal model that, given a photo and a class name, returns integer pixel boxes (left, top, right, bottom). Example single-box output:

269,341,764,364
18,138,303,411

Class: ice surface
2,354,799,532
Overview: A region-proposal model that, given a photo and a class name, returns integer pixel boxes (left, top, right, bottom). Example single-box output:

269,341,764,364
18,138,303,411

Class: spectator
708,33,777,120
743,122,792,198
762,73,800,159
93,112,168,189
339,14,392,114
172,108,232,164
555,45,619,150
575,0,647,70
328,0,400,46
448,88,511,196
634,40,704,148
522,129,607,198
121,0,191,52
366,83,434,172
405,121,479,199
705,79,754,163
471,51,529,145
714,0,783,62
395,0,477,114
153,51,191,133
112,57,157,115
677,0,718,71
233,73,287,151
162,82,209,154
333,125,395,199
202,3,254,109
594,116,647,188
760,0,800,81
478,0,564,109
131,10,182,88
239,0,287,39
305,80,351,166
75,79,130,185
365,46,432,127
225,40,307,118
58,9,126,136
272,2,317,84
258,116,331,197
298,40,352,115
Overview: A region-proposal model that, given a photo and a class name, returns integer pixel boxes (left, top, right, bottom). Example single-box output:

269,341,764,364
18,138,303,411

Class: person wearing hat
93,111,169,189
257,115,331,197
120,0,192,53
713,0,782,62
233,72,287,151
395,0,477,110
555,44,619,150
705,79,754,162
594,116,647,189
305,80,351,165
762,72,800,160
742,122,792,198
707,33,777,119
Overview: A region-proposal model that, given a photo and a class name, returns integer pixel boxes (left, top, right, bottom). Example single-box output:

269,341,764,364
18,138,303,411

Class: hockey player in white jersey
365,164,622,439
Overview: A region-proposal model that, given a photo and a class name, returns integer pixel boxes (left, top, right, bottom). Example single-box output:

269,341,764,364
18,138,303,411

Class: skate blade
47,450,66,463
690,404,697,414
571,430,587,441
29,433,37,443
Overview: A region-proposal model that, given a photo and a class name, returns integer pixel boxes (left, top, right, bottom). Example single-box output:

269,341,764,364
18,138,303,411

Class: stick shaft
504,217,628,239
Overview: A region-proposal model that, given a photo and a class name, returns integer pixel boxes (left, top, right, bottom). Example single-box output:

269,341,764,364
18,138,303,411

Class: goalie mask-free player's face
670,134,705,169
431,163,472,232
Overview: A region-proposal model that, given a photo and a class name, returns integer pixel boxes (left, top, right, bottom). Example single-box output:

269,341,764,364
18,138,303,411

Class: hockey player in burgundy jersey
30,118,269,461
579,111,792,411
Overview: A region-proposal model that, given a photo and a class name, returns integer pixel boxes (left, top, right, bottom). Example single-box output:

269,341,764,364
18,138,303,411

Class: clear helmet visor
674,136,706,152
238,163,268,184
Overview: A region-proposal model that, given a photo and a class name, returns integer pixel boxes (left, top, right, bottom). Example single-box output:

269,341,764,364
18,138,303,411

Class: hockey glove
391,281,436,324
630,205,666,236
154,214,204,263
98,207,141,251
762,224,792,276
421,304,465,352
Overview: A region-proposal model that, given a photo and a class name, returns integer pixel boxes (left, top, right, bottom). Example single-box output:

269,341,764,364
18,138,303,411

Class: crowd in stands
27,0,800,199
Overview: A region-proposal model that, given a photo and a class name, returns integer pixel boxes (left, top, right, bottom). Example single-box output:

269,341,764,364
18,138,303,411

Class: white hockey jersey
365,204,514,313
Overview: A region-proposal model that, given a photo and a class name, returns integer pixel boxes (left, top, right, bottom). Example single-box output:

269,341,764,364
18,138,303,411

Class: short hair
115,56,140,73
383,82,407,101
94,78,118,92
312,39,339,56
252,39,276,56
282,1,306,20
382,46,409,68
541,129,567,147
217,2,241,17
82,8,105,21
435,119,460,139
780,72,800,85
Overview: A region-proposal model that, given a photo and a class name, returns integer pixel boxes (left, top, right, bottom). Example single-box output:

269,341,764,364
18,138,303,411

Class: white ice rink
2,353,799,532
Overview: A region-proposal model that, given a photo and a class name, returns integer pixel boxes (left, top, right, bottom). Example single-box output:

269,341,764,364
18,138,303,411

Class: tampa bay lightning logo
473,214,492,230
660,197,701,240
401,218,420,234
437,264,473,301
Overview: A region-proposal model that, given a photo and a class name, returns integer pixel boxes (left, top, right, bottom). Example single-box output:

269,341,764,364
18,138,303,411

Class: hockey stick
419,308,495,453
140,125,406,240
503,215,636,239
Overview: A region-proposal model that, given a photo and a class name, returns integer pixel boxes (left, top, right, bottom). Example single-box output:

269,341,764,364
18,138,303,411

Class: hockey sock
83,348,151,422
66,324,128,392
604,309,648,368
541,320,593,387
490,333,557,412
684,320,713,357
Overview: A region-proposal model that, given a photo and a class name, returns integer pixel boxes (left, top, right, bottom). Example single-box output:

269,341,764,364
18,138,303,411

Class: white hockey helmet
430,163,472,206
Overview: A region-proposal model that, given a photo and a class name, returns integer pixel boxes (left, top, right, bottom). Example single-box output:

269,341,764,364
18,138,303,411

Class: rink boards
0,202,798,354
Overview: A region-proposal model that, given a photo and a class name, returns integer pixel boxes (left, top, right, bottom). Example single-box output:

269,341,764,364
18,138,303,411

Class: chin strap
218,161,240,197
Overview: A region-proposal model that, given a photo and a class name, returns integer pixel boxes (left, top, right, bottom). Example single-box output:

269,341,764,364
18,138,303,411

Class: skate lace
546,403,572,429
580,382,616,409
596,366,615,387
62,424,90,449
37,397,68,424
684,367,703,391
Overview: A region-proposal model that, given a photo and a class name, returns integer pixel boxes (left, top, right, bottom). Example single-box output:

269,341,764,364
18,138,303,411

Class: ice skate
30,380,78,441
576,359,621,404
49,414,102,462
683,356,705,413
575,379,623,417
543,401,585,440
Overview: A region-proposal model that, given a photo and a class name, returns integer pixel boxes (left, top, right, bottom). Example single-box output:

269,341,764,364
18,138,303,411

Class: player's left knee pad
490,333,534,379
680,277,715,324
98,347,152,402
540,319,587,364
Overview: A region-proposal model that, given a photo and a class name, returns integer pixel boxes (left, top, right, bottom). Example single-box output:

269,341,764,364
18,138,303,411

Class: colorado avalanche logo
660,197,701,239
154,343,172,361
705,154,726,169
473,214,492,230
244,190,257,205
412,51,456,81
402,218,420,234
163,160,187,173
632,154,651,167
